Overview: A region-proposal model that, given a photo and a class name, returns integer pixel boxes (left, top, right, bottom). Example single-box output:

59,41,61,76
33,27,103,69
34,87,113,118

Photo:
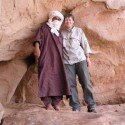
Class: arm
33,28,42,59
85,53,91,67
34,42,40,58
80,30,92,67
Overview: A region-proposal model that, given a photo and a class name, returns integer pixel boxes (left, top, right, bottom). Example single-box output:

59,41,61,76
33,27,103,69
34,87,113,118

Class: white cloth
46,11,64,36
50,27,60,36
49,10,64,22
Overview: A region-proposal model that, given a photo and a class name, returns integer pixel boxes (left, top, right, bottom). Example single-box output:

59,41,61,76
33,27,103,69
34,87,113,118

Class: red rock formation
0,0,125,105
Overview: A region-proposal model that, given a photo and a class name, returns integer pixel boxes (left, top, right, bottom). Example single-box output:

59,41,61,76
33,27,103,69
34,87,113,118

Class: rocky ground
2,103,125,125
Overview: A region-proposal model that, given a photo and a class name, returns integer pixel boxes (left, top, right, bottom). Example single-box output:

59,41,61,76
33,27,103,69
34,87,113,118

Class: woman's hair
64,13,74,21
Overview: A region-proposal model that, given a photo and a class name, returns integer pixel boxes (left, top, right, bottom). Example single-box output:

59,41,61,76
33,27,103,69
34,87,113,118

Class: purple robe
33,24,71,98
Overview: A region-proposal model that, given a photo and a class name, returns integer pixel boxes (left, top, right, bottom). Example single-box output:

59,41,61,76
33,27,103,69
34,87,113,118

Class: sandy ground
1,103,125,125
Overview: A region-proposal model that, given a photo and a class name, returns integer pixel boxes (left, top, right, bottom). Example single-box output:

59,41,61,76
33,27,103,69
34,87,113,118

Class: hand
86,57,91,67
34,47,40,59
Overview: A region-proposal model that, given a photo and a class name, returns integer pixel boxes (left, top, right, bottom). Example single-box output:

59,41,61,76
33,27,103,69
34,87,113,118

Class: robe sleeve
33,27,43,47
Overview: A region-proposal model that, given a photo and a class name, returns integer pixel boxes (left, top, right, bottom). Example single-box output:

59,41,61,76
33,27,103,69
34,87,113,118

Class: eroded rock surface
2,103,125,125
0,0,125,105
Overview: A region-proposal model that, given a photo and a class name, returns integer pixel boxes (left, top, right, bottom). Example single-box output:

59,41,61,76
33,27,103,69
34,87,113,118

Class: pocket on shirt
63,38,67,47
70,37,80,49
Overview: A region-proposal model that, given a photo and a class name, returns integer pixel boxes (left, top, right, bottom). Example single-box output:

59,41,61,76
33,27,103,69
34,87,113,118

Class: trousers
65,60,96,110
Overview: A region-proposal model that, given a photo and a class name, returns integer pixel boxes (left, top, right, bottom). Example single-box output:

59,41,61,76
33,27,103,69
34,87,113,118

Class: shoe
46,104,53,110
72,109,80,112
88,108,97,113
53,105,60,111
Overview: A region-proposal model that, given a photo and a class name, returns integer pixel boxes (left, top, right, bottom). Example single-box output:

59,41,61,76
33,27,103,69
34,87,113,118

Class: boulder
0,103,4,125
0,60,27,104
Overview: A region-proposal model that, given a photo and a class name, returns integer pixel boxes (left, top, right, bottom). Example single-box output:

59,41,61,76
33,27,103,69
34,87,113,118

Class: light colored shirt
62,26,92,64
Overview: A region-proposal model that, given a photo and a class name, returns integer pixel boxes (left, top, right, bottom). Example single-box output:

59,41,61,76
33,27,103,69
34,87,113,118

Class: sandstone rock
73,1,125,43
0,1,125,124
92,0,125,10
72,0,125,104
0,103,4,125
0,0,86,61
0,60,27,104
14,64,42,104
0,38,34,61
0,0,125,106
2,103,125,125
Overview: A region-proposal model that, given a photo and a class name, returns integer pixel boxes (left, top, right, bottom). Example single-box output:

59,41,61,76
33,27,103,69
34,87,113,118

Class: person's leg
76,61,96,112
51,96,62,111
41,97,53,110
65,64,80,111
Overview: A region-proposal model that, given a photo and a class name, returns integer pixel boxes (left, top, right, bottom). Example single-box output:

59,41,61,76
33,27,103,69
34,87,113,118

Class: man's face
64,17,74,29
50,16,62,30
52,16,61,21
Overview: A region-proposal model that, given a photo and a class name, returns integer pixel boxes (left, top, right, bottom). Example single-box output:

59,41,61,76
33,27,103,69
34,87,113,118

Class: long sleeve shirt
61,26,92,65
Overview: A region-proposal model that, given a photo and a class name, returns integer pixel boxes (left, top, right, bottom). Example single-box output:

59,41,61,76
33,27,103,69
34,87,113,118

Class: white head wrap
47,11,64,36
48,11,64,22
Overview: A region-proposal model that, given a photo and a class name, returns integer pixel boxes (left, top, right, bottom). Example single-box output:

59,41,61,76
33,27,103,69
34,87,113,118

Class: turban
49,10,64,22
47,10,64,36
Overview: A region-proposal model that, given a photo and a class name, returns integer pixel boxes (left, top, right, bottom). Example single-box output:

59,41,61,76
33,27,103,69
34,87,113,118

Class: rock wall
72,0,125,104
0,0,125,105
0,103,4,124
0,60,27,104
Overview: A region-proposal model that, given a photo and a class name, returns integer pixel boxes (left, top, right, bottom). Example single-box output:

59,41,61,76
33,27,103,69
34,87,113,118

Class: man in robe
33,11,71,111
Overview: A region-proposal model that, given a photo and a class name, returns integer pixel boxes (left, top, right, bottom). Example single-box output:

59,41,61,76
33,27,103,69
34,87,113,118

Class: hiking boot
88,108,97,113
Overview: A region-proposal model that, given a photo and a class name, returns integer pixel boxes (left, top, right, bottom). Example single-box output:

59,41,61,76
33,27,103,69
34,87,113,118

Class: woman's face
64,17,74,29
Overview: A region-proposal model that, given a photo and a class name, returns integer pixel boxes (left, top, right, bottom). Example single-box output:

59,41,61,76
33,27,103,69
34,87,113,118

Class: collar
65,26,75,32
46,22,60,36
